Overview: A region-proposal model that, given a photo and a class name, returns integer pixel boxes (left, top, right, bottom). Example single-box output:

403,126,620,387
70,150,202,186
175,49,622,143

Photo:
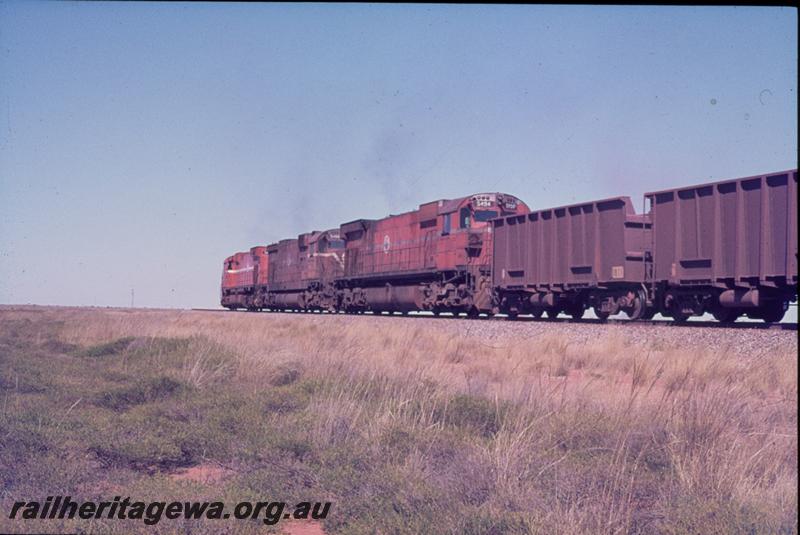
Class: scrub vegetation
0,306,796,534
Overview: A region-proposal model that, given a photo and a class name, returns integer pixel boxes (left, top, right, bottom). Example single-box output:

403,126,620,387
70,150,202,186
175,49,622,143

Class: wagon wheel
593,306,610,322
568,302,585,320
664,293,689,323
755,301,787,323
625,290,647,320
670,307,689,323
712,308,740,323
640,307,657,320
545,309,560,320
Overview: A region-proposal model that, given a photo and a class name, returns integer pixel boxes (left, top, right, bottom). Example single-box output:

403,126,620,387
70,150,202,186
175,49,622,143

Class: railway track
191,308,798,331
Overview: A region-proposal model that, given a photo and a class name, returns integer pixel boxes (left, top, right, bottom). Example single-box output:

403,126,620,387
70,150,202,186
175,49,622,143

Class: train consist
221,169,797,323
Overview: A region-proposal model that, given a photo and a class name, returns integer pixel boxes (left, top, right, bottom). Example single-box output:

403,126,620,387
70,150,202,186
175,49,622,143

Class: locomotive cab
440,193,528,260
460,193,521,230
442,193,524,235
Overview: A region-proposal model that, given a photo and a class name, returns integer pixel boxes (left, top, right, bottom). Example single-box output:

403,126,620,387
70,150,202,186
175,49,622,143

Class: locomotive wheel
712,308,740,323
545,309,560,320
530,308,544,319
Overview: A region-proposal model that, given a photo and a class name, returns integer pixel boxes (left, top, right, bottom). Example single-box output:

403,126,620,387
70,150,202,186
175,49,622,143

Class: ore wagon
645,169,798,322
492,196,652,319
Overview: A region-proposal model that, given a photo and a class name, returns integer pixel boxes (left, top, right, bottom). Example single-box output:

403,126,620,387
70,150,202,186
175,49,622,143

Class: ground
0,306,796,534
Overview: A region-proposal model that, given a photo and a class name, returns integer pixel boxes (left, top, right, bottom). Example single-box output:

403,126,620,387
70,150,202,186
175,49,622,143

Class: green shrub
436,394,506,437
81,336,136,357
656,497,777,535
96,376,186,411
267,361,303,386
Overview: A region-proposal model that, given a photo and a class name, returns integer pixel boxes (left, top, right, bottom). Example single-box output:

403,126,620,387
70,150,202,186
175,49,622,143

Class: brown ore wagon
492,196,652,320
646,169,797,322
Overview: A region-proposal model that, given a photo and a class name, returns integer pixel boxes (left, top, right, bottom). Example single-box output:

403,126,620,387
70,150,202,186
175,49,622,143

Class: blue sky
0,3,796,309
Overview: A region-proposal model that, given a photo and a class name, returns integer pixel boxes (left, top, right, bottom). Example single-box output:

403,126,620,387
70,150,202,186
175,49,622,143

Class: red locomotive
220,246,268,311
337,193,529,315
266,229,346,311
221,169,797,323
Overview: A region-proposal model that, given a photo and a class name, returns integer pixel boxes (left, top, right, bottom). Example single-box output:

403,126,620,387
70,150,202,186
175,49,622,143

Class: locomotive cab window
442,213,451,236
460,207,471,229
328,238,345,249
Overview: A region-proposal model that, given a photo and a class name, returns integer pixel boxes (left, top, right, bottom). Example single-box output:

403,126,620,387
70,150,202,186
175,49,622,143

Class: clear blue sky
0,3,796,309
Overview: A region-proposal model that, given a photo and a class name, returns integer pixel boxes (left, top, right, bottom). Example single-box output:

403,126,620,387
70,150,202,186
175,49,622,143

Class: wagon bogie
588,287,649,321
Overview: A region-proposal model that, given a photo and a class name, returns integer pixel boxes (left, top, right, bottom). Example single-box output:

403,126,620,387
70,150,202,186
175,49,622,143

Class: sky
0,3,797,310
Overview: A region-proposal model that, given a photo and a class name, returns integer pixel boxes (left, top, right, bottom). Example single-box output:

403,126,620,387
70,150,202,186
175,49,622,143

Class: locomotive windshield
473,210,498,222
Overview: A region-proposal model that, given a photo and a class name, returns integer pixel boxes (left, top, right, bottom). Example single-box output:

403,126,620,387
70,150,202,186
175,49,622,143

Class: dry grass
0,306,796,534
